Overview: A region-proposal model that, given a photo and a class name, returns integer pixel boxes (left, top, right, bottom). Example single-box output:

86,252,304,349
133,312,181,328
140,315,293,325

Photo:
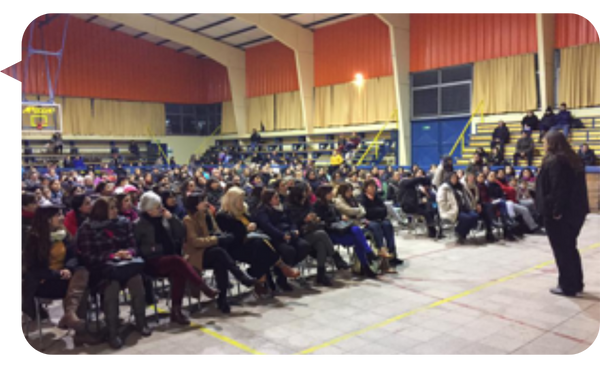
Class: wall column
537,14,556,109
376,14,411,165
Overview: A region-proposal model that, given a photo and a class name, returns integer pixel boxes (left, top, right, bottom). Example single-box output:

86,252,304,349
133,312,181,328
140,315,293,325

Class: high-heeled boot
228,263,258,288
170,304,190,325
58,268,89,332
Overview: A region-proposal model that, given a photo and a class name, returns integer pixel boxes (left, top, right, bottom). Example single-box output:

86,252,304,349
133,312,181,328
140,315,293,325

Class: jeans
366,220,396,253
506,201,537,230
455,211,479,238
550,124,570,137
329,226,374,266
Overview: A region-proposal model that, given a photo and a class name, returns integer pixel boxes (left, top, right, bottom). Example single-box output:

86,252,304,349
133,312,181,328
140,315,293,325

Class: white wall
159,136,216,164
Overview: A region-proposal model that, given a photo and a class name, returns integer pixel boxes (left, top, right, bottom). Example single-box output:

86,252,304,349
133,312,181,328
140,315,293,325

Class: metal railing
145,126,169,162
356,109,398,166
448,100,484,157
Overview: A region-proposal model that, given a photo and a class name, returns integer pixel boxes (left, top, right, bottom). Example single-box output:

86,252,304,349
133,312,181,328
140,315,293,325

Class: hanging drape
275,91,303,130
246,95,275,132
559,43,600,108
472,53,537,114
314,75,396,127
221,101,236,134
23,95,166,136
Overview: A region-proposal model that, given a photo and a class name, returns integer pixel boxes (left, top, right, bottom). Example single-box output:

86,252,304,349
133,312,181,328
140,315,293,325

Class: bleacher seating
22,137,154,167
456,117,600,167
207,130,399,167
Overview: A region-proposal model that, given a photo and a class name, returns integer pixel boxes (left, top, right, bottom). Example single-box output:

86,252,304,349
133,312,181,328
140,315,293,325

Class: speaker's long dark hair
24,206,61,271
543,130,584,173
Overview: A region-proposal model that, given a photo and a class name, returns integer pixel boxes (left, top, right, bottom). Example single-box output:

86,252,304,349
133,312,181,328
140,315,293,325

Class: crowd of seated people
20,113,597,350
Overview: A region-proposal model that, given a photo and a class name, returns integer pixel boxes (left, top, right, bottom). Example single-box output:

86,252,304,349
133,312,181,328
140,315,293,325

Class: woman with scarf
315,184,379,278
437,172,479,244
160,190,187,220
74,197,151,349
22,203,99,345
183,192,260,313
462,172,496,242
135,192,219,323
286,181,348,286
253,189,311,291
116,192,139,223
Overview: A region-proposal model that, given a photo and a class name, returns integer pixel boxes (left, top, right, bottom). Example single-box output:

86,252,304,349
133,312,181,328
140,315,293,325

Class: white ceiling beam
93,13,248,135
230,14,315,133
376,14,411,165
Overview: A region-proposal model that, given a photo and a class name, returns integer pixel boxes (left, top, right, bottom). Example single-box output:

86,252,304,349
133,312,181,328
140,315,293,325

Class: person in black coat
513,131,535,166
521,110,540,136
360,179,402,265
250,129,261,151
398,174,438,238
538,106,556,142
491,120,510,152
536,131,589,297
253,189,310,291
578,144,597,166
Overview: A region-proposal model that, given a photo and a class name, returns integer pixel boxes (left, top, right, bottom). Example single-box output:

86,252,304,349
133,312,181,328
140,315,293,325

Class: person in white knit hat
134,191,219,325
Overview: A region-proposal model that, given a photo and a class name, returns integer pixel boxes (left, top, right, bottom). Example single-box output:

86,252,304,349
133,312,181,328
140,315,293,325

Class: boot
361,264,378,278
129,279,152,337
277,261,300,279
485,231,497,243
103,282,123,349
58,268,89,332
276,276,294,292
332,252,350,270
315,266,332,287
366,251,377,263
378,247,393,259
217,295,231,314
170,304,190,326
73,331,104,347
389,257,404,266
190,279,219,299
229,264,257,288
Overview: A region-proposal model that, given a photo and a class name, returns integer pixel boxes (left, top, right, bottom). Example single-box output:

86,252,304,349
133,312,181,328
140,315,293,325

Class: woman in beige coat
436,172,479,244
183,192,258,314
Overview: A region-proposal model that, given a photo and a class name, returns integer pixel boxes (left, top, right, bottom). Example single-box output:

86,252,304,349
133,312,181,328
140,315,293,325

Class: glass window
167,115,182,135
441,65,472,84
165,104,180,114
441,85,471,115
413,70,438,87
413,88,439,118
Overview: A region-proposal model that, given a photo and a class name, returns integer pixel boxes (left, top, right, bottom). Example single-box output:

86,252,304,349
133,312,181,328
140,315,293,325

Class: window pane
441,65,472,83
165,104,180,114
168,115,183,135
413,70,438,87
413,88,438,117
441,85,470,115
181,104,195,115
182,116,198,135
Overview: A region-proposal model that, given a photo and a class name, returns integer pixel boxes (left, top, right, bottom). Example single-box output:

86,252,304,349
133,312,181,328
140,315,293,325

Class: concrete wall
159,136,216,164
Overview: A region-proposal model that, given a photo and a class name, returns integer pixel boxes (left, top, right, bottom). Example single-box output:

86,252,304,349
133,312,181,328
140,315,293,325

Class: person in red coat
64,195,92,237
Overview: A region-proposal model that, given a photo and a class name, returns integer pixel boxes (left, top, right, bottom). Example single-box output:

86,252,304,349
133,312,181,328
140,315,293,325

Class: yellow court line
296,242,600,355
151,306,264,355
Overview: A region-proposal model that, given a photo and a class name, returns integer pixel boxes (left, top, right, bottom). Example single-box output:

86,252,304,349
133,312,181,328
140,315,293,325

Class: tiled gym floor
28,215,600,355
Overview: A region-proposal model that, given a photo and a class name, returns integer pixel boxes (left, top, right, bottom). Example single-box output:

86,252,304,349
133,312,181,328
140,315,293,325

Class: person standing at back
536,131,589,297
250,128,261,151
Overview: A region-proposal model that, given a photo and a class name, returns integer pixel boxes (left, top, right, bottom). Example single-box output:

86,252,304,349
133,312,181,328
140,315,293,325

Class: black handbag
302,221,325,235
329,220,354,235
105,257,145,283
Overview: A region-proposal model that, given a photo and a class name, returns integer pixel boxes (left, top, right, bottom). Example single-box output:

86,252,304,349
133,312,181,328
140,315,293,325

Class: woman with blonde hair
216,187,299,296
